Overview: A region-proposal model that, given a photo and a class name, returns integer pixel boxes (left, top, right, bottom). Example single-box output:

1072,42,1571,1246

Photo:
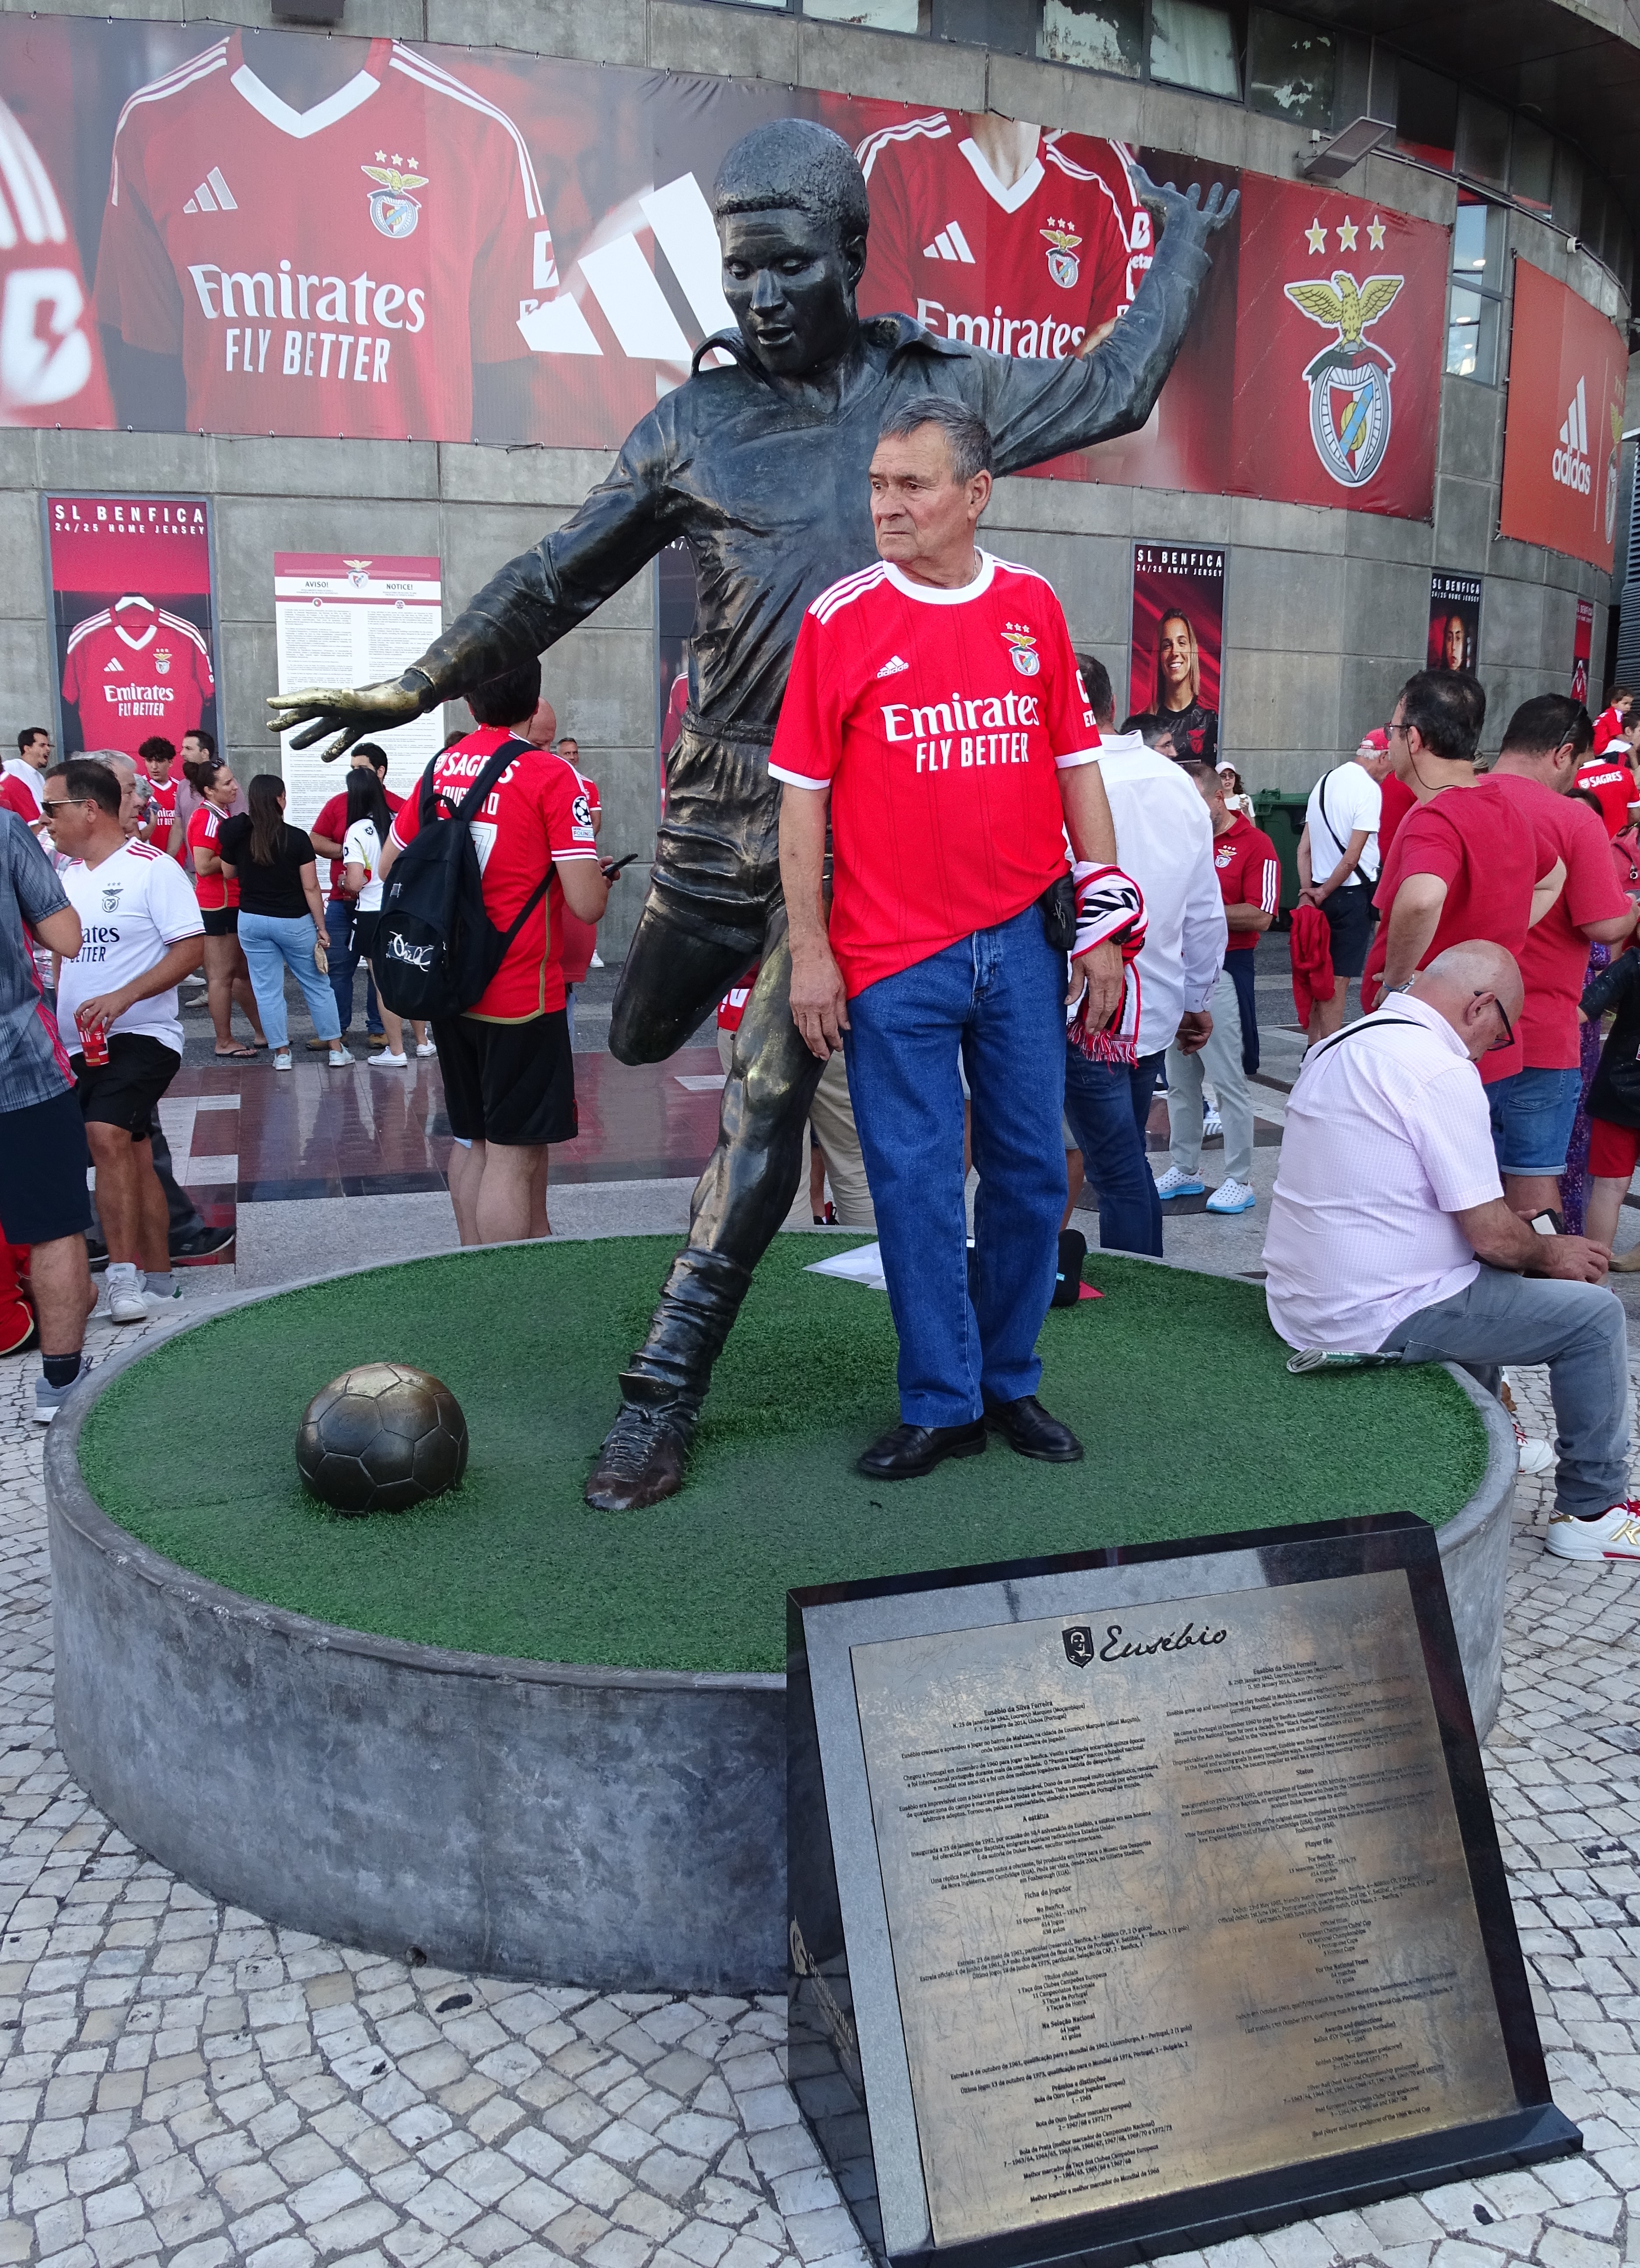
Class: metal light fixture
1300,116,1394,183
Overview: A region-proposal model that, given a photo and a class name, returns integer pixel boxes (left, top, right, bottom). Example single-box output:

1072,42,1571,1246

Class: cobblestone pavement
3,1319,1639,2268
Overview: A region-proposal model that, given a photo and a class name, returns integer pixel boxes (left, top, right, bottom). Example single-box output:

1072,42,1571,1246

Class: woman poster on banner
1126,544,1224,763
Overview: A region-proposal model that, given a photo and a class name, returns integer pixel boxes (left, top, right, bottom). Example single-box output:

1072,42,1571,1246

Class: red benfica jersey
389,727,598,1019
1576,757,1635,839
1213,813,1280,951
855,114,1147,360
0,97,112,429
770,551,1098,996
61,600,215,759
94,35,548,442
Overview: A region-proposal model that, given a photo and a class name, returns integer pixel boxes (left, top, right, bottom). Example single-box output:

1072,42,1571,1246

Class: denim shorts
1487,1064,1586,1175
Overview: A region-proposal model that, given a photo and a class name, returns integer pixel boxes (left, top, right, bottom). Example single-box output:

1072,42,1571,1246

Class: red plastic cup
77,1009,109,1068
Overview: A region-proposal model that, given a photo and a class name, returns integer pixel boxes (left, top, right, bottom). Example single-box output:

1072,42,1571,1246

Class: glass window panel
1395,59,1457,168
1037,0,1142,74
1149,0,1240,96
1511,117,1554,212
804,0,925,27
1247,8,1335,126
1457,89,1510,188
1451,198,1505,291
1446,288,1498,385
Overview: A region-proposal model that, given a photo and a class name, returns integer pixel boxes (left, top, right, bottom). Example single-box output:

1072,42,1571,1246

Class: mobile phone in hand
601,853,639,878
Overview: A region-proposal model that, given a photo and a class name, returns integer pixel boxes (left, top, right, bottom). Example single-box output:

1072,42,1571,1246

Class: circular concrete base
45,1306,1515,1995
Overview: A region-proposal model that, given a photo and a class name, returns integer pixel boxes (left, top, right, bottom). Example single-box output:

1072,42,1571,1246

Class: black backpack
374,738,551,1023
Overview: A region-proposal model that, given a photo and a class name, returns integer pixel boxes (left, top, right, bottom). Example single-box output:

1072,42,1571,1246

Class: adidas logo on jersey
103,658,123,672
183,167,238,216
877,654,909,678
922,220,976,265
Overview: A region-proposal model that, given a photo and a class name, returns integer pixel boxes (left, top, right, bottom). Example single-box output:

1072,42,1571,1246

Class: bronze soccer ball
296,1362,468,1515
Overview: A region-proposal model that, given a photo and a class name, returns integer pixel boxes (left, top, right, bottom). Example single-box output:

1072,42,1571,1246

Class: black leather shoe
984,1394,1084,1463
857,1420,986,1480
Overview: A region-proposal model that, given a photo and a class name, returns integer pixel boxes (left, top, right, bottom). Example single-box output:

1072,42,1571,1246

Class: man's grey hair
878,397,994,483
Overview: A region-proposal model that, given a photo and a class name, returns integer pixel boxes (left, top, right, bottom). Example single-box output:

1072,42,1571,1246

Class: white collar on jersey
230,62,381,139
957,135,1045,215
114,595,157,650
882,550,997,606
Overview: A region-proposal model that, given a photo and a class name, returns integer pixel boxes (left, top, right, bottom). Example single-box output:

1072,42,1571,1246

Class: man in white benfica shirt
854,110,1147,360
60,596,215,762
776,397,1142,1480
42,759,203,1327
94,28,551,442
0,94,112,428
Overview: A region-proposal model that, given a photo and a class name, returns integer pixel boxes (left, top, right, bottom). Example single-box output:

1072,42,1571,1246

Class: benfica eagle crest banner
0,13,1447,521
1500,260,1629,571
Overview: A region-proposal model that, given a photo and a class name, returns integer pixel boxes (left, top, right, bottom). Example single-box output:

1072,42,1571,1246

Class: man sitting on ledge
1262,941,1637,1562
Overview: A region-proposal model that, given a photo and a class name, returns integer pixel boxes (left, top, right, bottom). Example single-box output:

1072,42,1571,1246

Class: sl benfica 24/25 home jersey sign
770,551,1100,997
93,34,549,440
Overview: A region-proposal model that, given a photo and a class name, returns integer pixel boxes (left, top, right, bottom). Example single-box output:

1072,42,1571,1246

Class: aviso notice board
787,1515,1577,2268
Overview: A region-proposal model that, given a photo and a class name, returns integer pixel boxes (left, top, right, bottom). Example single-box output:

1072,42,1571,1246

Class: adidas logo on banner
922,220,976,264
1553,375,1592,494
183,167,238,215
876,654,909,678
103,657,123,672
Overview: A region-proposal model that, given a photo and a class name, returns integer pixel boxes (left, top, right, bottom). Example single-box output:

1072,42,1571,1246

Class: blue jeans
1487,1064,1585,1176
1225,948,1259,1075
1062,1047,1165,1256
844,906,1067,1429
240,912,343,1050
324,900,383,1035
1379,1264,1630,1517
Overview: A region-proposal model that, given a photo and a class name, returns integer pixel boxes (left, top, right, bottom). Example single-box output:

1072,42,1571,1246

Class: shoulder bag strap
1308,1015,1425,1062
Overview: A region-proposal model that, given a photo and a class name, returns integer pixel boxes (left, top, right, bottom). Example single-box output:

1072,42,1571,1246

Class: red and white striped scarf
1067,860,1147,1067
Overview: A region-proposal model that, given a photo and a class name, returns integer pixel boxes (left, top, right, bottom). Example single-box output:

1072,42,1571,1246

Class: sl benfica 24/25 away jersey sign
93,34,549,441
854,114,1149,360
60,598,215,760
770,551,1100,997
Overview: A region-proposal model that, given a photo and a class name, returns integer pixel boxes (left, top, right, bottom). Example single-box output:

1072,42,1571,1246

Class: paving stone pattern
3,1323,1640,2268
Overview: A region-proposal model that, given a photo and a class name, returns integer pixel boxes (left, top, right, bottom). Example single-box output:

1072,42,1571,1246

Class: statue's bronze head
713,120,870,377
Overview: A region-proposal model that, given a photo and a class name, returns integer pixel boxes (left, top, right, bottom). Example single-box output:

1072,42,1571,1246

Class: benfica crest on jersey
1001,623,1040,675
362,162,427,240
1282,270,1405,489
154,647,171,676
1040,223,1082,290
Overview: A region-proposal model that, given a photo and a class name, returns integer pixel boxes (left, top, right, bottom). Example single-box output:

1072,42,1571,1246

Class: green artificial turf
78,1237,1488,1675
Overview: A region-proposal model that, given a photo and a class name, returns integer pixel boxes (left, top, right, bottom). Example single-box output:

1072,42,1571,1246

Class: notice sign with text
1500,261,1628,571
45,494,219,764
789,1518,1578,2268
274,554,443,826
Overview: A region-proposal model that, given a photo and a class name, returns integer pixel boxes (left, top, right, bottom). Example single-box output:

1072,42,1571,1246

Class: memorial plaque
788,1516,1578,2268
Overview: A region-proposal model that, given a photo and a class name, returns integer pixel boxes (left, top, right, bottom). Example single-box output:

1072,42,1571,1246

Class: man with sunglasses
1266,941,1638,1562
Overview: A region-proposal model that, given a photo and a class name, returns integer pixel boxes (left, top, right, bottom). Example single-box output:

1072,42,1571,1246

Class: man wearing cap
1297,730,1394,1043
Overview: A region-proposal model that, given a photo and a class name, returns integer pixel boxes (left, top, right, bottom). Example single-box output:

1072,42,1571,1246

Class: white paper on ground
804,1242,888,1291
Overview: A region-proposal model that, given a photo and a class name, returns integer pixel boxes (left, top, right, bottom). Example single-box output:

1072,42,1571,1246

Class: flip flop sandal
213,1044,255,1059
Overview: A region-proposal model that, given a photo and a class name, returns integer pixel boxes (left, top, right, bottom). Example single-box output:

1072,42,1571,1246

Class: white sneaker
1154,1167,1205,1200
1546,1501,1640,1561
327,1047,351,1067
143,1283,184,1317
1203,1106,1223,1140
415,1040,437,1057
105,1266,147,1325
1513,1420,1556,1477
273,1047,293,1071
1206,1178,1257,1215
367,1050,408,1068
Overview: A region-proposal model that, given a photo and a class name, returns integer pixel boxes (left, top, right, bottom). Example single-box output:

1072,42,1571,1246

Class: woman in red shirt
184,757,265,1058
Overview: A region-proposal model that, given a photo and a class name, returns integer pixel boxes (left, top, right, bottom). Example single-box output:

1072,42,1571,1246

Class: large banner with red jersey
45,493,219,762
0,14,1446,518
1500,261,1629,570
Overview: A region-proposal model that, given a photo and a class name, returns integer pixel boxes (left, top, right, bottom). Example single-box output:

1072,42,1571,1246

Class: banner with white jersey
0,15,1451,519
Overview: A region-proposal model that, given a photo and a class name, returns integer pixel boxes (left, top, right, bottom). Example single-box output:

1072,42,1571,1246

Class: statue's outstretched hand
1129,161,1240,253
267,672,431,763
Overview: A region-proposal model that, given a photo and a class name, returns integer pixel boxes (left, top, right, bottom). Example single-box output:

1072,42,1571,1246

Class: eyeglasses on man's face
1479,990,1514,1051
41,798,91,817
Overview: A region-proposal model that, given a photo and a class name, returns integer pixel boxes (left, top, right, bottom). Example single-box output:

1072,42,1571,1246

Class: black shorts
201,906,237,938
434,1011,576,1147
352,912,379,959
0,1088,92,1244
73,1032,181,1142
1322,884,1378,979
